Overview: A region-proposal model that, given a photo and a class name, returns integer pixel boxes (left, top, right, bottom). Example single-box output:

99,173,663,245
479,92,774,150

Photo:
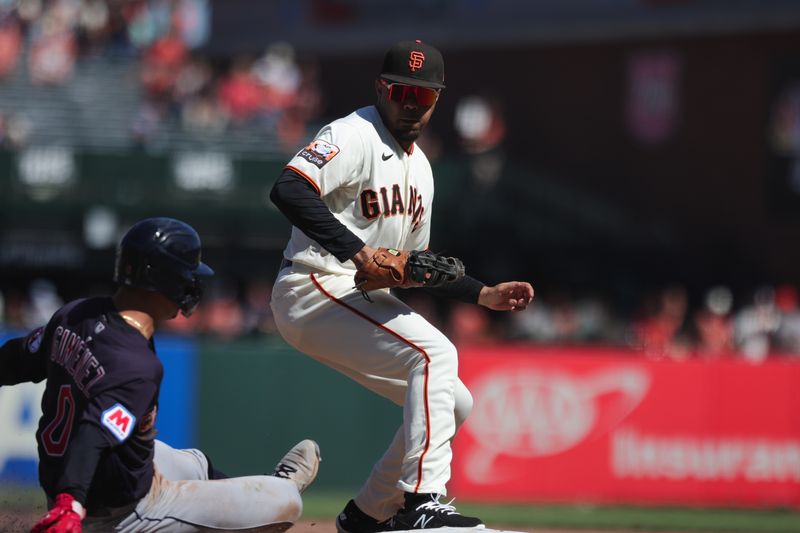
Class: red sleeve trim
309,273,432,492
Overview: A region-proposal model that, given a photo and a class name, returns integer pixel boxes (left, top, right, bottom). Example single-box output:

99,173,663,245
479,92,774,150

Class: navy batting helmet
114,217,214,317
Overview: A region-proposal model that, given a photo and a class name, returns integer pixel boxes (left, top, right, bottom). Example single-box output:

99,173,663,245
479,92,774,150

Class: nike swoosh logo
382,153,394,161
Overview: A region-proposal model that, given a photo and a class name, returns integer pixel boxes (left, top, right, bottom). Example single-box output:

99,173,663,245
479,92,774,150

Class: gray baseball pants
82,440,301,532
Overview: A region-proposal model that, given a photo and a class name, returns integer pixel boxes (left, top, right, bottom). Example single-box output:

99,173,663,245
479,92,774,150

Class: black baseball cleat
336,499,393,533
389,492,484,530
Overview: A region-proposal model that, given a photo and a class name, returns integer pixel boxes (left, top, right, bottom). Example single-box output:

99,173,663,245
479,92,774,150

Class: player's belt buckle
280,258,293,270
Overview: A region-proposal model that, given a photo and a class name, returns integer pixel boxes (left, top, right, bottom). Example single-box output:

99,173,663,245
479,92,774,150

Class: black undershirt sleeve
270,168,486,304
55,422,108,504
421,274,485,304
0,337,47,385
270,169,365,263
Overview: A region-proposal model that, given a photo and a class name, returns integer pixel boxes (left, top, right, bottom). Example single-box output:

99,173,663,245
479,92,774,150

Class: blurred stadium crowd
1,1,799,363
0,0,322,151
3,279,800,362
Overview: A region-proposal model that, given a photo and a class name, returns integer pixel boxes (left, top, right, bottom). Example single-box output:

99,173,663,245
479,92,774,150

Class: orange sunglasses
381,79,440,106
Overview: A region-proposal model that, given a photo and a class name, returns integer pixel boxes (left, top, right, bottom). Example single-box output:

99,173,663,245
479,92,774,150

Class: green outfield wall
196,337,400,490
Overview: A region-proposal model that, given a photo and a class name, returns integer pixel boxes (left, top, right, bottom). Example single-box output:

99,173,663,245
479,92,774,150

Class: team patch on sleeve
297,139,340,169
101,403,137,442
25,326,45,353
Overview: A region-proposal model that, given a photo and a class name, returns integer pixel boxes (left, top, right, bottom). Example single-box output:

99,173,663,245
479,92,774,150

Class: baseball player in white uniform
269,40,534,532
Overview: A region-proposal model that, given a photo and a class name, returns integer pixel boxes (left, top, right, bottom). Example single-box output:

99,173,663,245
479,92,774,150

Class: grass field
3,487,800,533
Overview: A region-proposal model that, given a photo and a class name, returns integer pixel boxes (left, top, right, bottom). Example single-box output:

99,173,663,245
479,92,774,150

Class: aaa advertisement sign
451,346,800,507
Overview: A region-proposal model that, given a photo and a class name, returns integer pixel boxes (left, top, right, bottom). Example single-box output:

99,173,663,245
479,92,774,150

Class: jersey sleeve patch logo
102,403,136,442
297,139,340,169
25,326,45,353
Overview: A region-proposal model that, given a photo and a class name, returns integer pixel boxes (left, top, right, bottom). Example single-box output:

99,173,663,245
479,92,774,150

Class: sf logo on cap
409,51,425,71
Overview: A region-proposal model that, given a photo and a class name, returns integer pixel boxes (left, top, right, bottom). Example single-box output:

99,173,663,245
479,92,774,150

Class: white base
392,529,524,533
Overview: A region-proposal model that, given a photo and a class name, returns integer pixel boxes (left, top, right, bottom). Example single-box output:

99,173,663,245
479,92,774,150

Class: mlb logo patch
102,403,136,442
298,139,340,169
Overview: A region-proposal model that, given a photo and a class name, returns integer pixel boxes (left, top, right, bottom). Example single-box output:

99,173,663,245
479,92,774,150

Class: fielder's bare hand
478,281,534,312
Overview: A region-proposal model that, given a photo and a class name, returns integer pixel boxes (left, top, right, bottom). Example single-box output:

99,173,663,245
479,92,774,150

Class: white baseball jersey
281,105,434,274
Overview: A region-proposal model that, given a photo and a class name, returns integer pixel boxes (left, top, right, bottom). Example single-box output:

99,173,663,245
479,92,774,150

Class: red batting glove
31,493,85,533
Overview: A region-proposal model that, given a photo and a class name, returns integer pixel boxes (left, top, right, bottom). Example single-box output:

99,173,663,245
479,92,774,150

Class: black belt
280,258,293,270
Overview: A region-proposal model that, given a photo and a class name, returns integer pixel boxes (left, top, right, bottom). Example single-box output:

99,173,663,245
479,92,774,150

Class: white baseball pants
270,265,473,520
81,440,301,532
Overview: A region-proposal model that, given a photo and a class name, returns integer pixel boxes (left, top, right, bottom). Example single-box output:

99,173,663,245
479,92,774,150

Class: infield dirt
290,519,693,533
0,510,698,533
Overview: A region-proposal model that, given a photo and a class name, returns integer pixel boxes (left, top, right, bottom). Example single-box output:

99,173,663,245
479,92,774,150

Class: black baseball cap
380,40,445,89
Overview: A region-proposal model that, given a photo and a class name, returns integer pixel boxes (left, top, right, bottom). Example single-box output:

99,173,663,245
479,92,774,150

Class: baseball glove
406,250,465,287
354,248,465,299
